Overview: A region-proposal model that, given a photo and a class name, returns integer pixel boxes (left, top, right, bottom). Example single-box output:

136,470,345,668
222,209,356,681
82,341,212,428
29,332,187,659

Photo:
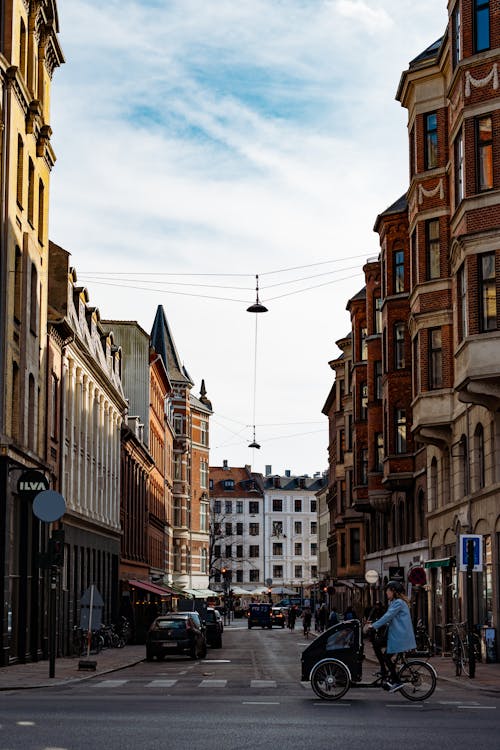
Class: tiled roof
150,305,193,385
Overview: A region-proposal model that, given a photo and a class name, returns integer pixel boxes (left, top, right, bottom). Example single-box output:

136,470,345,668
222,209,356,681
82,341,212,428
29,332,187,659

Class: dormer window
223,479,234,490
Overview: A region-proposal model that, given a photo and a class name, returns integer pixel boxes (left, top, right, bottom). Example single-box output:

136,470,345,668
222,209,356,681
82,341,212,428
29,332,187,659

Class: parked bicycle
414,619,433,656
443,622,481,677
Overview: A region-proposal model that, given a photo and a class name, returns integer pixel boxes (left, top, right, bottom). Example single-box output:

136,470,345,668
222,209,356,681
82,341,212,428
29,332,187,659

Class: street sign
459,534,483,572
365,570,379,585
265,578,273,587
33,490,66,522
80,586,104,631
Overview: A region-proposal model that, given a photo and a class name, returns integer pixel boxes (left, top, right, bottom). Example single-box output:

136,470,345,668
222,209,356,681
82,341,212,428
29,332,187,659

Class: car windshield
205,612,216,622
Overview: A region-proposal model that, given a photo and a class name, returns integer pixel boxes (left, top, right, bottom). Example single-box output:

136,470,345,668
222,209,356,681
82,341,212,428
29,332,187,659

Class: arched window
38,179,45,244
28,373,35,451
417,490,425,539
398,503,405,546
19,18,27,79
30,263,38,334
11,362,20,440
430,457,438,510
407,494,415,543
16,135,24,206
459,434,469,495
474,424,485,490
14,246,22,322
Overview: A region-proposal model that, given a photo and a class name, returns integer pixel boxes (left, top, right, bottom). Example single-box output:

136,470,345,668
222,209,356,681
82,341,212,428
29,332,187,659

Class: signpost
459,535,482,679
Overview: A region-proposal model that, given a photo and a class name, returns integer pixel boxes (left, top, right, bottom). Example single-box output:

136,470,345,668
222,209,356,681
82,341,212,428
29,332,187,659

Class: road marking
250,680,276,688
385,703,424,708
458,705,496,710
146,680,177,688
439,701,467,705
242,701,280,705
199,679,227,687
95,680,128,688
313,702,351,707
204,659,231,663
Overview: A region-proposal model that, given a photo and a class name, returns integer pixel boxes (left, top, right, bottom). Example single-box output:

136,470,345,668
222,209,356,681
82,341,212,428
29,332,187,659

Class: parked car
146,613,207,661
247,602,272,629
270,607,286,628
204,607,223,648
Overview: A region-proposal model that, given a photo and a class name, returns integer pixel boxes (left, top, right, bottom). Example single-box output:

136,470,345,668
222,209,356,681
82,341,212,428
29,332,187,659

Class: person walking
328,606,339,627
318,603,329,632
367,580,417,693
288,605,297,631
302,606,312,638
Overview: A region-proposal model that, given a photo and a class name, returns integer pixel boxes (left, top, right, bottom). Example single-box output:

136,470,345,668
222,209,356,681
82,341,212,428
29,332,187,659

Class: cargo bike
301,619,437,701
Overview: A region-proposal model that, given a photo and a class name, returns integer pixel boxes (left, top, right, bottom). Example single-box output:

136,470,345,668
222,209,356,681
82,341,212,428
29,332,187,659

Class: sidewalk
1,637,499,693
363,642,500,694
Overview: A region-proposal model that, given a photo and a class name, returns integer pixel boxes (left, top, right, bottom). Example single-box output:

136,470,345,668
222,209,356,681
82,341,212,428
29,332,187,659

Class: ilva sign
17,470,49,497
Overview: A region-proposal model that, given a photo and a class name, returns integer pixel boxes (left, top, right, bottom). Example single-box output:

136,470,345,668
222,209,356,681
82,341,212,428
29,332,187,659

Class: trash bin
481,626,497,663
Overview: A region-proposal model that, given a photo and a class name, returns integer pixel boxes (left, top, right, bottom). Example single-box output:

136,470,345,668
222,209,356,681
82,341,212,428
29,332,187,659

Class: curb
0,657,145,692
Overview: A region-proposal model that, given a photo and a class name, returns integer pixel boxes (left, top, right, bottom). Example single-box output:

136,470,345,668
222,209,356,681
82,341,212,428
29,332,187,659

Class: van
247,603,272,629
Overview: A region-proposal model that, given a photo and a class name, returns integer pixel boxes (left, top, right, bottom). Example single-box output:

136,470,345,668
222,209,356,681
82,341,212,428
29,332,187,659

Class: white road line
250,680,276,688
198,679,227,688
146,680,178,688
458,705,496,710
204,659,231,663
95,680,128,688
385,703,424,708
242,701,280,705
313,702,351,707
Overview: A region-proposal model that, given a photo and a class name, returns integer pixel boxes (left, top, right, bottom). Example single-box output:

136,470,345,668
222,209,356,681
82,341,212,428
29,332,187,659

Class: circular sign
17,470,49,498
408,566,427,586
265,578,273,587
365,570,379,585
33,490,66,523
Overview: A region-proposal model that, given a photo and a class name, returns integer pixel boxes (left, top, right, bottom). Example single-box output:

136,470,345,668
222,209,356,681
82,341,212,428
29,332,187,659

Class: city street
1,625,499,750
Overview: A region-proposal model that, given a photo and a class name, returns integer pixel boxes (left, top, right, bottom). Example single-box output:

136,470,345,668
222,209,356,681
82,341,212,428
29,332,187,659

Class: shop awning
424,557,454,569
128,579,175,596
183,588,219,598
335,580,355,589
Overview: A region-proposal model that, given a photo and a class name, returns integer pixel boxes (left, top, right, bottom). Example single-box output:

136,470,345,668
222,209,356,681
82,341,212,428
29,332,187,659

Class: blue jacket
372,598,416,654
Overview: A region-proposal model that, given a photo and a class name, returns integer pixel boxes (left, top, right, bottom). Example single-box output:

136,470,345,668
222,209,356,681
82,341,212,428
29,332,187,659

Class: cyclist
366,580,416,693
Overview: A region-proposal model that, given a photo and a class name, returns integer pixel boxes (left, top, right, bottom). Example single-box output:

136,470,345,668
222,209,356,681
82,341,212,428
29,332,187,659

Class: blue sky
50,0,448,476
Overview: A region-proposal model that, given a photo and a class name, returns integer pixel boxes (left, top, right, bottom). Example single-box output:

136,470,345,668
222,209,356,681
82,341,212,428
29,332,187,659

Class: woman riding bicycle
367,580,416,693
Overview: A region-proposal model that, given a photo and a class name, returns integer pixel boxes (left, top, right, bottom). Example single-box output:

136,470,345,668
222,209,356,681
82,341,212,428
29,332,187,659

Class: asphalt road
1,624,499,750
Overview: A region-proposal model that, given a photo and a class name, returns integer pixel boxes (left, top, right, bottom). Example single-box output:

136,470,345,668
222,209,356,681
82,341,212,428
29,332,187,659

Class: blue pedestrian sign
459,534,483,572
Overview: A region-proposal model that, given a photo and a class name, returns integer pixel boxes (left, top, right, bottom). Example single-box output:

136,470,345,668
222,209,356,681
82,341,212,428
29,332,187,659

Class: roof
373,193,408,232
150,305,193,385
262,474,326,492
409,37,444,69
190,393,213,415
209,465,264,497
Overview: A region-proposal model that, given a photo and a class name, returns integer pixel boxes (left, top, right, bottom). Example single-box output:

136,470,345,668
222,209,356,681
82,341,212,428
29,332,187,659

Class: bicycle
414,619,433,656
444,622,481,677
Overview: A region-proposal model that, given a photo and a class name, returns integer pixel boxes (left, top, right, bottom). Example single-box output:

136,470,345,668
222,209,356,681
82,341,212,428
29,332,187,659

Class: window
223,479,234,491
236,570,243,583
394,249,404,293
273,566,283,578
214,544,221,558
249,545,259,558
460,434,469,495
236,501,243,514
458,264,468,340
38,179,44,244
272,543,283,556
479,252,496,331
477,116,493,191
411,229,417,286
14,246,22,322
474,424,485,490
249,569,260,582
225,523,232,536
294,565,302,578
214,500,221,514
294,499,302,512
360,327,367,360
360,448,368,485
200,459,208,489
50,374,58,439
236,522,243,535
28,374,35,451
16,136,24,207
310,542,317,555
424,112,438,169
375,361,382,400
426,219,440,280
272,520,283,536
273,498,283,512
236,545,243,558
350,528,360,565
429,328,443,389
474,0,490,53
20,18,27,79
249,523,259,536
311,565,318,578
28,157,35,226
29,262,38,334
249,501,259,514
225,500,232,514
394,323,405,369
340,533,346,567
360,383,368,420
294,542,302,555
225,544,232,558
375,433,384,472
310,521,317,535
452,4,461,67
200,420,208,446
310,499,317,512
338,429,345,462
201,548,207,573
455,130,464,205
374,295,382,334
395,409,407,454
200,501,208,532
294,521,302,534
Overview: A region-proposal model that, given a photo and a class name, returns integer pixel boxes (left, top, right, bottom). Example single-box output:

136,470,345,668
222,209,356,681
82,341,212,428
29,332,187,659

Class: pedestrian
366,580,417,693
328,606,339,627
318,603,329,632
302,606,312,638
343,606,356,620
288,605,297,631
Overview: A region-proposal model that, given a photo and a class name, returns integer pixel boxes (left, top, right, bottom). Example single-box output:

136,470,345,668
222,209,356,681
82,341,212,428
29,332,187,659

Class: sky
49,0,448,478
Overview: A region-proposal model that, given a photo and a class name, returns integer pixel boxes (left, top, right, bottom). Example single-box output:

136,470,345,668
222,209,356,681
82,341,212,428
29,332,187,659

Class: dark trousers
372,640,398,681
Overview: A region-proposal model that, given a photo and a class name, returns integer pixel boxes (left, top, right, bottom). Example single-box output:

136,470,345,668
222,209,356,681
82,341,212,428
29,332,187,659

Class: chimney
223,459,229,470
285,469,291,477
265,465,272,476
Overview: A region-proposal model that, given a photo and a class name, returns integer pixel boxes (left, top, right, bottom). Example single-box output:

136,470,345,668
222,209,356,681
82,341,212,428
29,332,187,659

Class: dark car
247,602,272,629
300,619,362,683
270,607,286,628
204,607,223,648
146,613,207,661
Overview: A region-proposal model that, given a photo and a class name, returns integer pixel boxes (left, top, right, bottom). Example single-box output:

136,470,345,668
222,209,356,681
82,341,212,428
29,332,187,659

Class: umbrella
230,586,252,596
271,586,297,595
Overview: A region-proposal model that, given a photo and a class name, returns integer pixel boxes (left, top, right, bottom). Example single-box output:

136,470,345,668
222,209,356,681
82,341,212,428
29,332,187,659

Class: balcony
411,391,454,447
455,333,500,410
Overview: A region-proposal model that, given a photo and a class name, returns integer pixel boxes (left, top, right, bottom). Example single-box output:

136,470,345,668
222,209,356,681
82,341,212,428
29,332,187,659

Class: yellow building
0,1,63,666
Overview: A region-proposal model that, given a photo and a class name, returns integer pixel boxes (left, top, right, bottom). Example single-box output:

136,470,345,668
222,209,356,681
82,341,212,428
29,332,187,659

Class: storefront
122,579,176,643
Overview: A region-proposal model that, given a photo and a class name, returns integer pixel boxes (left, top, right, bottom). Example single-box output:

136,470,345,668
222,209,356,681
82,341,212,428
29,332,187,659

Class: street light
246,275,268,313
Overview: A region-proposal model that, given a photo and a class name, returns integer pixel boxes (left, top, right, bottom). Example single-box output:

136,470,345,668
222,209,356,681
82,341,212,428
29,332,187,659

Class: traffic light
221,567,227,576
49,530,65,567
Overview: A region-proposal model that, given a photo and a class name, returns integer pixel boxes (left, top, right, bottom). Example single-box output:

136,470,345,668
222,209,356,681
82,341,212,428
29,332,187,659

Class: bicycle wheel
398,659,436,701
310,660,350,701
